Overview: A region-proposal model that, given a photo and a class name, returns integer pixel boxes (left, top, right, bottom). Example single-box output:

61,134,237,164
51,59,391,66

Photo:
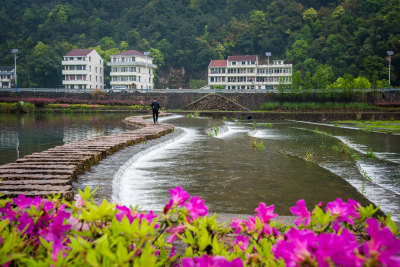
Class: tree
303,8,317,23
353,77,371,89
312,65,335,89
303,71,313,89
292,71,302,91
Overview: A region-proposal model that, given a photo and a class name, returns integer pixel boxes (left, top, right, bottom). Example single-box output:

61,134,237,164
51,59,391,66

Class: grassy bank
42,103,150,113
330,120,400,134
0,102,150,113
259,102,390,111
0,102,36,113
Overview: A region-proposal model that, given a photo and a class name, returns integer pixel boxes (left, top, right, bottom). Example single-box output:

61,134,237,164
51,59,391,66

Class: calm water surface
0,113,136,165
1,114,399,220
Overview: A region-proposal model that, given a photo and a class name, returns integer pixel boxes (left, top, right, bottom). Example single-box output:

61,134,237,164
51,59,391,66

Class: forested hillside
0,0,399,88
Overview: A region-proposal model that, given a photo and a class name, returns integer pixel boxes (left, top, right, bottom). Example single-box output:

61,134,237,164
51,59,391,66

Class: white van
108,86,128,93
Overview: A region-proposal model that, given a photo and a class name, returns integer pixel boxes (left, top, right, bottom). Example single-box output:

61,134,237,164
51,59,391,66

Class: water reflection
0,113,136,165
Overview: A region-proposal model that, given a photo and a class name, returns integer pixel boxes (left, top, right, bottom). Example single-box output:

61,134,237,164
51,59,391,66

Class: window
242,61,245,65
95,67,97,73
121,57,125,62
132,57,135,62
77,57,82,60
78,85,83,89
113,58,117,62
69,57,74,60
89,57,91,62
77,65,83,70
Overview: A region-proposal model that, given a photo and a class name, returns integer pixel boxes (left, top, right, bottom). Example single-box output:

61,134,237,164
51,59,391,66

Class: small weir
0,114,174,200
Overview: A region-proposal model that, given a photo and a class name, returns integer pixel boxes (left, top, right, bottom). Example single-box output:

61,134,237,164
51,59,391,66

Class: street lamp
265,52,271,93
11,49,18,92
144,51,150,93
387,51,394,92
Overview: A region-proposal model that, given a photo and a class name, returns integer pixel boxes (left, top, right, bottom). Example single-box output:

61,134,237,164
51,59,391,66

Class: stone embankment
0,114,173,201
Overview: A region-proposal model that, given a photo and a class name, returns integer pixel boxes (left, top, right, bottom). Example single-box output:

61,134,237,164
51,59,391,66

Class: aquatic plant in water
208,126,220,137
362,170,373,195
366,149,377,159
305,149,315,161
0,186,398,266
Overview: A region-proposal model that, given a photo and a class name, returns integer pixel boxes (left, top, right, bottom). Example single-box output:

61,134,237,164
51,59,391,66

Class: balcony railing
107,61,157,68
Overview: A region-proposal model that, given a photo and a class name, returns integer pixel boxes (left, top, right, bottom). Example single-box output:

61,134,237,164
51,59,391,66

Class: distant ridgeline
0,0,398,89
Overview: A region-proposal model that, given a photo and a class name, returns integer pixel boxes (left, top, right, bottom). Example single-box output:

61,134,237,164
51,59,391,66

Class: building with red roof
62,49,104,90
208,54,292,91
107,50,157,91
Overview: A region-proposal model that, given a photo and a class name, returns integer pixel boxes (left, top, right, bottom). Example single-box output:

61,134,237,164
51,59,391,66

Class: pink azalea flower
115,205,135,223
164,186,190,214
17,212,35,236
274,228,317,266
0,202,16,222
315,229,361,267
138,210,159,225
67,217,89,231
168,246,176,260
360,218,400,266
326,198,360,225
290,199,311,226
232,235,249,251
74,195,85,208
245,216,257,232
182,254,243,267
185,196,208,220
13,194,33,210
166,225,185,243
255,203,277,224
230,218,244,234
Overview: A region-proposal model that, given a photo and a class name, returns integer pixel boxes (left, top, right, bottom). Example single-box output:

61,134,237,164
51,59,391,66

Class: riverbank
176,110,400,122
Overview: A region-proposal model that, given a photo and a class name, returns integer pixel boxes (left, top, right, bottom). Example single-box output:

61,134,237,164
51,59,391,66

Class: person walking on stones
151,98,160,123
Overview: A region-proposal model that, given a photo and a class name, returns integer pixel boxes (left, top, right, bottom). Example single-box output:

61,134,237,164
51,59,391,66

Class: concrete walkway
0,114,174,201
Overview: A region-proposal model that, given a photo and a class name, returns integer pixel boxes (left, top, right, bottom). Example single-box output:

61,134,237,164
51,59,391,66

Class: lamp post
387,51,394,92
11,49,18,92
144,51,150,93
265,52,271,93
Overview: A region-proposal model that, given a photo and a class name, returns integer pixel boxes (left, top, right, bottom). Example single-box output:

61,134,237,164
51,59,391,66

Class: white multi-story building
62,49,104,90
0,66,14,88
208,55,292,90
107,50,156,90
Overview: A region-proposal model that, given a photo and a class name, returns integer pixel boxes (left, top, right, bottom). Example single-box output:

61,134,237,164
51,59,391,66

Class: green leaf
358,204,379,220
384,213,399,235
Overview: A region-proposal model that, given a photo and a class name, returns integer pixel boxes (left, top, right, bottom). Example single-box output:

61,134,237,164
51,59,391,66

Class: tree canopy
0,0,399,88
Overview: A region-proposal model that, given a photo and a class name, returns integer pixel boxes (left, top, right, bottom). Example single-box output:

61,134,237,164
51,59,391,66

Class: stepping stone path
0,114,174,201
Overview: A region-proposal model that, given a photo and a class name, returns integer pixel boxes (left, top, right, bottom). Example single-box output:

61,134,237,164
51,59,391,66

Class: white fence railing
0,88,399,94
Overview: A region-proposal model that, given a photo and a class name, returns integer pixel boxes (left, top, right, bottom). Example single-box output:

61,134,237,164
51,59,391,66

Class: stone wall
1,91,399,110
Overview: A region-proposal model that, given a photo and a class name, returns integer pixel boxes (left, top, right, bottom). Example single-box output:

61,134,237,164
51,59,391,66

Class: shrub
0,186,398,266
91,89,106,100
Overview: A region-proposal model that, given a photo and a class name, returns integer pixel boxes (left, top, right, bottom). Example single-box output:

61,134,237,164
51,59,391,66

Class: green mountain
0,0,399,88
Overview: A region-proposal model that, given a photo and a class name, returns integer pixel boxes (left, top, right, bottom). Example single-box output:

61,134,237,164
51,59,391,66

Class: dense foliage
0,0,399,88
0,186,399,266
